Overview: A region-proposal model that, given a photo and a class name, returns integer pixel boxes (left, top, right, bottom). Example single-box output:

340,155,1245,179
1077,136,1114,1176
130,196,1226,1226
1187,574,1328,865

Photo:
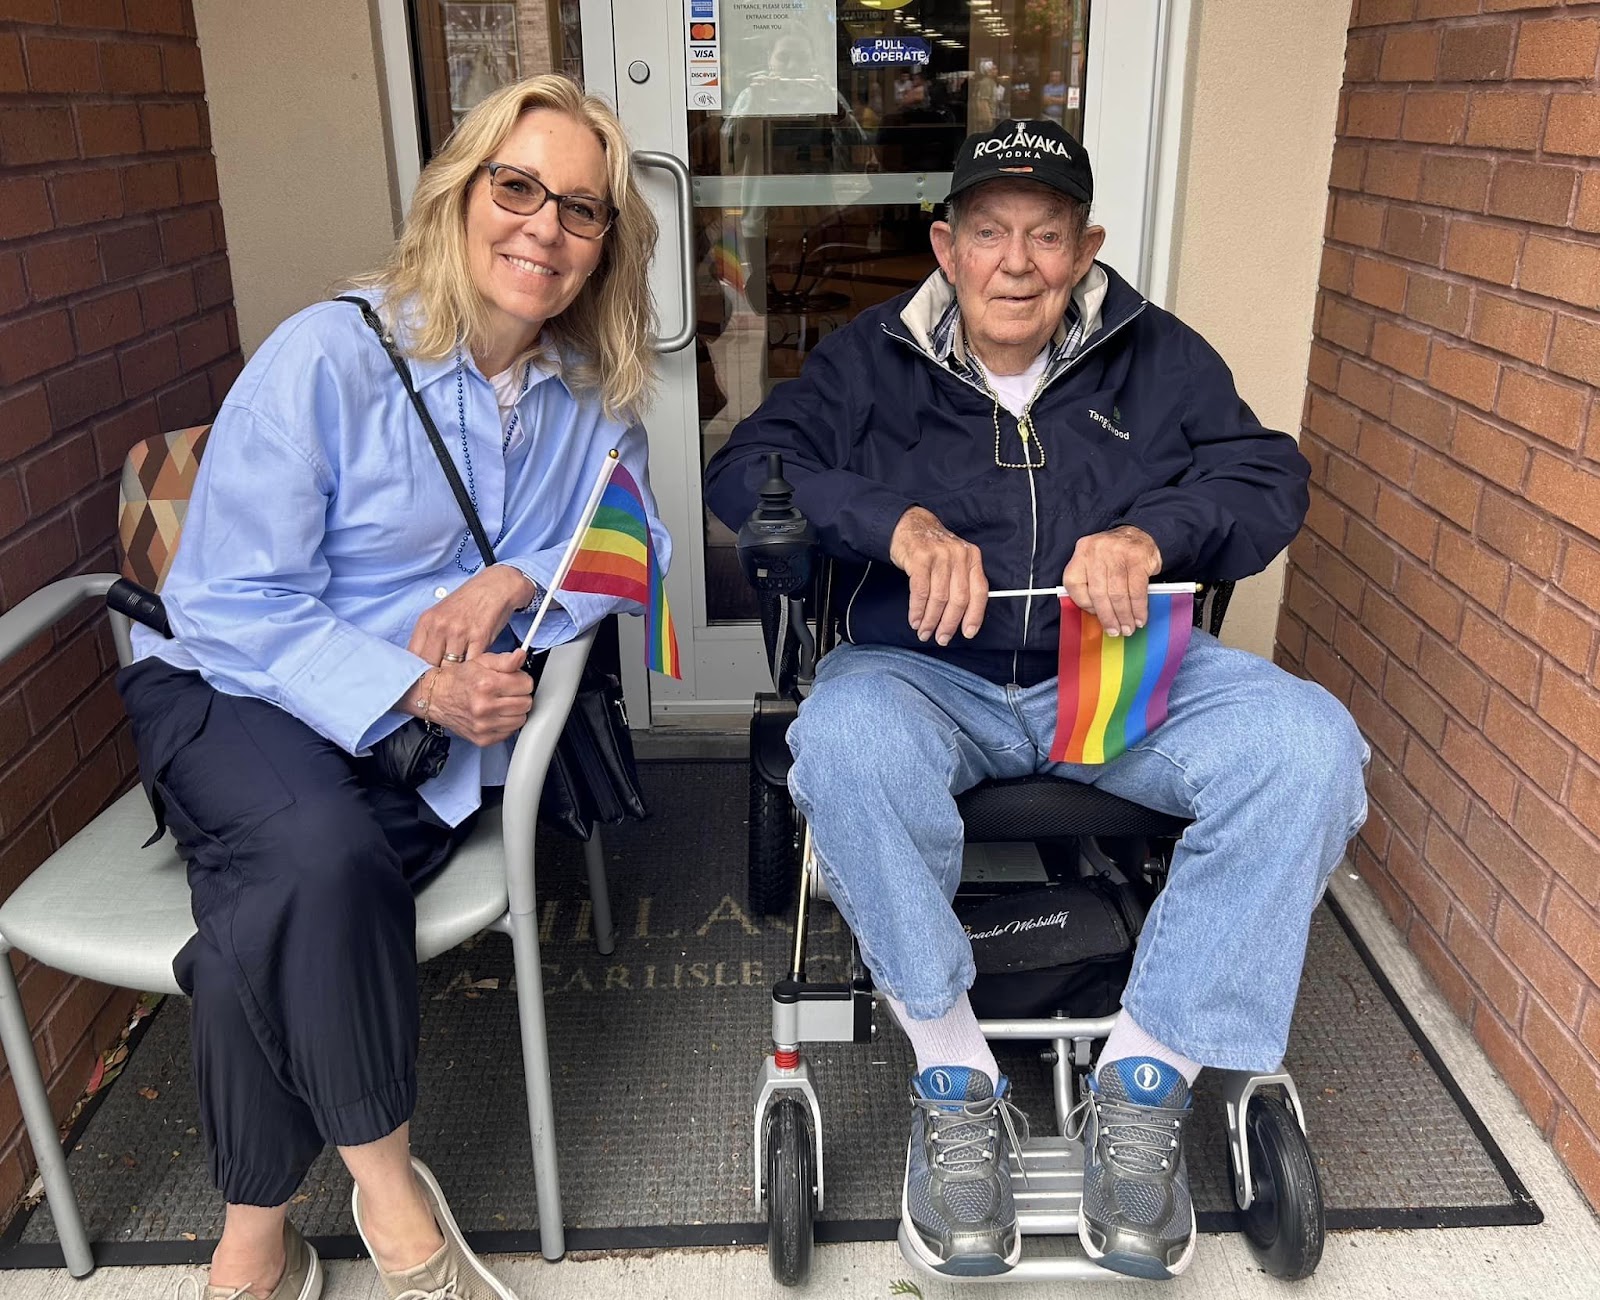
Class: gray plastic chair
0,573,613,1275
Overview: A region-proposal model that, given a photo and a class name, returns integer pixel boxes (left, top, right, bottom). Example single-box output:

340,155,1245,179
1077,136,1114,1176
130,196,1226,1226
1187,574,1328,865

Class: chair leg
505,910,565,1262
0,947,95,1277
584,830,616,957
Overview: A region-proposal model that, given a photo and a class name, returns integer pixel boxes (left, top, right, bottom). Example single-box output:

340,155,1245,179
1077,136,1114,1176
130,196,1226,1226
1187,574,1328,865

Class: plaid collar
929,296,1087,383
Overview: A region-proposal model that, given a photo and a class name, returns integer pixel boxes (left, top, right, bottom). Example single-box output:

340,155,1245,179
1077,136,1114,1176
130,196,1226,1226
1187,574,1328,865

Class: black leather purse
341,295,650,839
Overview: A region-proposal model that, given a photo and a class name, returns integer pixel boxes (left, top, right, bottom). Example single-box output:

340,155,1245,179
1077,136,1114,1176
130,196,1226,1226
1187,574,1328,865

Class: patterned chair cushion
118,425,211,590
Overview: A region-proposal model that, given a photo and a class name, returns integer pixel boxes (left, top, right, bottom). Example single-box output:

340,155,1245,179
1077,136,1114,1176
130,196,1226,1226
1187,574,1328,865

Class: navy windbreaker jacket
704,262,1310,687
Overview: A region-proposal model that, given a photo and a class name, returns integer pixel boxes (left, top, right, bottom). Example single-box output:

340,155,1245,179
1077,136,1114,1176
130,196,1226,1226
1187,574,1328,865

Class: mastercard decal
690,22,716,39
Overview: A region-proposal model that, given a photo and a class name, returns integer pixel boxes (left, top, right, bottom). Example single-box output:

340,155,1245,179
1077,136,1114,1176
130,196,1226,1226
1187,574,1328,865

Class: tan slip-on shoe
182,1220,322,1300
352,1156,520,1300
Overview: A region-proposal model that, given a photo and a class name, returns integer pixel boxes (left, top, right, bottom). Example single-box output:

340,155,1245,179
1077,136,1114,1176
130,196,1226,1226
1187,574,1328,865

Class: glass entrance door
587,1,1167,717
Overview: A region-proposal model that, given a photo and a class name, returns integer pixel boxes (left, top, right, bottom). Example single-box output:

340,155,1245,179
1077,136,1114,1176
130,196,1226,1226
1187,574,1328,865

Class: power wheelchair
736,455,1326,1286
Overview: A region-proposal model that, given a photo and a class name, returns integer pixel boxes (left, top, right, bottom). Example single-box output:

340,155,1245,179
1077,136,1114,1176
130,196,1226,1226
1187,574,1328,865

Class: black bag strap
336,294,496,568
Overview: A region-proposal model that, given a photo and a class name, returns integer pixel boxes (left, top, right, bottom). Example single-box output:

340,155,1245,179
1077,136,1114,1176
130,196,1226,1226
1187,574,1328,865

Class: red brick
1468,292,1552,366
1444,221,1522,287
1288,567,1338,642
162,42,204,94
1452,411,1529,486
0,248,26,315
1322,296,1374,354
1403,91,1469,145
1346,32,1383,83
1383,207,1446,264
159,207,216,262
1466,803,1551,915
1551,315,1600,387
1439,21,1516,82
1353,255,1409,311
1398,558,1464,639
23,233,101,302
1435,526,1510,610
1407,270,1472,330
1461,608,1538,703
0,713,74,837
1365,587,1425,663
1412,918,1478,1022
1538,666,1600,764
0,176,52,242
1448,909,1524,1022
121,159,180,214
139,102,200,152
1477,490,1560,577
1424,819,1495,925
1347,90,1406,140
1559,540,1600,610
0,309,74,387
49,165,123,228
1389,832,1450,932
1364,149,1423,202
1391,382,1454,448
1488,161,1578,228
1520,235,1600,311
0,32,21,93
1441,720,1517,820
1514,785,1600,900
1546,94,1600,159
126,0,188,36
1338,357,1393,418
1380,28,1439,81
1333,194,1388,250
1314,542,1368,613
24,35,102,94
1466,91,1548,151
1353,0,1416,26
118,331,179,398
1548,889,1600,987
1513,18,1600,82
99,40,163,95
1474,1006,1555,1134
1335,613,1386,688
177,154,218,205
1348,517,1400,586
1551,1114,1600,1217
90,397,158,477
0,106,78,166
1524,998,1600,1136
1329,141,1367,192
1306,390,1361,450
1497,369,1586,450
177,311,229,370
1384,659,1449,746
58,0,125,26
156,371,215,432
1574,763,1600,841
71,674,126,761
1527,454,1600,545
1413,450,1481,528
1428,340,1499,412
0,384,53,462
1371,752,1431,844
75,102,142,158
1420,154,1491,212
99,218,161,281
1305,636,1353,703
43,352,121,428
1375,486,1437,559
1321,248,1355,295
1276,609,1307,669
194,257,233,310
0,470,23,542
1571,171,1600,235
1357,419,1416,486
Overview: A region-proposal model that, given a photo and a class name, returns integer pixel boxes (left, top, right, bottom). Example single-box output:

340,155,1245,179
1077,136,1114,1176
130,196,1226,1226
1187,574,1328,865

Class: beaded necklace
451,350,533,573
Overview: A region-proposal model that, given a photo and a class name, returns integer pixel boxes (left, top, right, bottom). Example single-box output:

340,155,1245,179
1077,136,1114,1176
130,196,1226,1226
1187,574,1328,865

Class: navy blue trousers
118,659,472,1206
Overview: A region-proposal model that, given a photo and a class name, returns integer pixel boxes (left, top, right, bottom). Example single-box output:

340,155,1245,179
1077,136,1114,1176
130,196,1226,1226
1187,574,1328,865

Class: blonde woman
118,75,669,1300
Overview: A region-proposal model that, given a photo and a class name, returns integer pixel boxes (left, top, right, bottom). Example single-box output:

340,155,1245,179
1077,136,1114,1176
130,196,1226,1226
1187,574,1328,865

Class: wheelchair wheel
764,1095,816,1285
1235,1093,1324,1280
749,766,800,916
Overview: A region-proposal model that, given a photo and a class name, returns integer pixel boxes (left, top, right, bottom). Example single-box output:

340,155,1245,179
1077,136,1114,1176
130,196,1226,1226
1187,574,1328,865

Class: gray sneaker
1077,1056,1196,1279
353,1156,520,1300
900,1066,1026,1277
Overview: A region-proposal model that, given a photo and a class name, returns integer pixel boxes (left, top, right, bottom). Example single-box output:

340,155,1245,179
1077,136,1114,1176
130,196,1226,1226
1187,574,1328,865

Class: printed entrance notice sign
723,0,839,117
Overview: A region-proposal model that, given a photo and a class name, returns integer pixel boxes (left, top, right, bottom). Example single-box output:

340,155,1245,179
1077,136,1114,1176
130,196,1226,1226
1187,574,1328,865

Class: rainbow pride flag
558,462,681,677
1050,590,1194,764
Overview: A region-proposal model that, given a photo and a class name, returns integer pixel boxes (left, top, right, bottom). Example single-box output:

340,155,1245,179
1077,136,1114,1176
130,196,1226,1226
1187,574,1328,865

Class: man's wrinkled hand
1062,525,1163,637
889,505,989,646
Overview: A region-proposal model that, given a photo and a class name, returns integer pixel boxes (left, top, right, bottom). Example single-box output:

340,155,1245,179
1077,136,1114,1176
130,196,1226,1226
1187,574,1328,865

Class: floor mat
0,761,1539,1266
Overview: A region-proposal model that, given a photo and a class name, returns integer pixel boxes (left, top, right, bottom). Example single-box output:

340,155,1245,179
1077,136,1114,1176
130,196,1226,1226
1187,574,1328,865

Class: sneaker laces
916,1090,1032,1186
1069,1087,1186,1176
172,1276,254,1300
394,1287,464,1300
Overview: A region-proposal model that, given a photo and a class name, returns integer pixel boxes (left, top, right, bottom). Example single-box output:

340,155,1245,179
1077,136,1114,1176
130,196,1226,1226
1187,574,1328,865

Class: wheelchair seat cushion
957,775,1189,842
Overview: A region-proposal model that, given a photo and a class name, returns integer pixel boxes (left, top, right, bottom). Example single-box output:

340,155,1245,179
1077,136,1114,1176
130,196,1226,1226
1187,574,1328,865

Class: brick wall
0,0,239,1218
1281,0,1600,1210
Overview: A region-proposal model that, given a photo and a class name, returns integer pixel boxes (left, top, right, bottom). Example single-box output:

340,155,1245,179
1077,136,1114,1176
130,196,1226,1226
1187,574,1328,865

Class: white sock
885,992,999,1087
1098,1010,1203,1085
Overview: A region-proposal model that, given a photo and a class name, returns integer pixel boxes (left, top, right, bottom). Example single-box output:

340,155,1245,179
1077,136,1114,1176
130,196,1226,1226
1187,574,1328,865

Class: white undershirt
489,364,526,453
974,347,1049,418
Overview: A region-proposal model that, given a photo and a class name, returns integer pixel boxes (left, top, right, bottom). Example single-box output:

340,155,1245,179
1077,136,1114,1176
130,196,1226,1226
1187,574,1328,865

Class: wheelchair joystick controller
736,453,816,597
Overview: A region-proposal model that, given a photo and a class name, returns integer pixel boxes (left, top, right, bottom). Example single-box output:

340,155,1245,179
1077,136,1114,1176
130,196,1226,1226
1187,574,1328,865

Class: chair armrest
0,574,121,666
497,625,598,917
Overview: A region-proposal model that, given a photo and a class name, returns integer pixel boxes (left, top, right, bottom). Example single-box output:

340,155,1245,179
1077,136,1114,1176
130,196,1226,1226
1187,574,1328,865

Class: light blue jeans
787,634,1370,1073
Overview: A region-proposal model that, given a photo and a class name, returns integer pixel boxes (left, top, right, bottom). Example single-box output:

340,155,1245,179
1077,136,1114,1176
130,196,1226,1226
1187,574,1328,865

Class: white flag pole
518,449,621,653
987,581,1203,599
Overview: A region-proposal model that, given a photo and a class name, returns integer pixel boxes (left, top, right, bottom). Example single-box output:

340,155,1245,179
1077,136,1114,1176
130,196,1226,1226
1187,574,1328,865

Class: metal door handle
633,150,695,354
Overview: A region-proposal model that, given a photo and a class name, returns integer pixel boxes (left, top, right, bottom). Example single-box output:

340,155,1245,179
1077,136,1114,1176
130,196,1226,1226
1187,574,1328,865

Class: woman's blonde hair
354,74,658,422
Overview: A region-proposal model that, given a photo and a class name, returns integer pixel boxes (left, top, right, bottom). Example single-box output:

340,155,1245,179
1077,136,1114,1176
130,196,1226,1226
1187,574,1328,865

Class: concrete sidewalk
5,869,1599,1300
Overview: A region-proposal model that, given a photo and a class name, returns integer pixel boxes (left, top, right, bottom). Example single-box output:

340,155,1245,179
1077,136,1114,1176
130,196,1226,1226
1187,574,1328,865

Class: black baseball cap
946,118,1094,206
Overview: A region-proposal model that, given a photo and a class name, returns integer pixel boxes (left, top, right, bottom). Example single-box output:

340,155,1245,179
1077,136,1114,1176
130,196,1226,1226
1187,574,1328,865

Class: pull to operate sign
848,36,929,68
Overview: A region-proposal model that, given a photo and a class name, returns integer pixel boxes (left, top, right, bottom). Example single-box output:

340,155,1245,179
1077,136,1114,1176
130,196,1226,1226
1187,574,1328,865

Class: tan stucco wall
1169,0,1349,657
193,0,400,356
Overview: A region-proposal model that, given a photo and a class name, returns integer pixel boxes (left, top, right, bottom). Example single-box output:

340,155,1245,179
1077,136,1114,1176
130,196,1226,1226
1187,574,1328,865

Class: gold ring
442,652,465,663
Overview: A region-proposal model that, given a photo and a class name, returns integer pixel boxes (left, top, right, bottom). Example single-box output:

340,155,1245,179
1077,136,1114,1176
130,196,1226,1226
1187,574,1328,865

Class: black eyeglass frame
480,162,617,239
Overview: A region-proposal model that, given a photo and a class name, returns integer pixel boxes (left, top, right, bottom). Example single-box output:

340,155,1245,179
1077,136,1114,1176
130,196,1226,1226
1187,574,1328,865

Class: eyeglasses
481,162,616,239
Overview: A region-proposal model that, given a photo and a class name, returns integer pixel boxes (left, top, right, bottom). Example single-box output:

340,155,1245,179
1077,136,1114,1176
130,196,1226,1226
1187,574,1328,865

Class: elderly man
705,119,1367,1281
